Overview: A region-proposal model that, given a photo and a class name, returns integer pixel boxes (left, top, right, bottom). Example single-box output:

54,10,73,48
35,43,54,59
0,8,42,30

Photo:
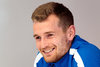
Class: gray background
0,0,100,67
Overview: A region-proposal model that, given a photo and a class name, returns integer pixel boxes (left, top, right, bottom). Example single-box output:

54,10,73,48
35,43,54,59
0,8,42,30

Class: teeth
44,48,54,53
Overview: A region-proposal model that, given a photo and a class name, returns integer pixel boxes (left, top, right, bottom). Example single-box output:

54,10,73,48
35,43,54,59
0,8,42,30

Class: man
31,2,100,67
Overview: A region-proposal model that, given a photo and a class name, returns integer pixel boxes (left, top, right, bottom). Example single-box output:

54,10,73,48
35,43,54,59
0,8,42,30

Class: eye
35,36,41,40
47,34,54,38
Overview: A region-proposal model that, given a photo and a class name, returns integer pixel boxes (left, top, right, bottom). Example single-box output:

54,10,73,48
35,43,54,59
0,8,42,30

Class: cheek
57,37,68,51
36,42,41,50
51,38,59,46
50,37,64,49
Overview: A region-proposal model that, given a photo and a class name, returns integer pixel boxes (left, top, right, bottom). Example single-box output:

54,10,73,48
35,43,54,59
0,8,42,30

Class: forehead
33,14,62,35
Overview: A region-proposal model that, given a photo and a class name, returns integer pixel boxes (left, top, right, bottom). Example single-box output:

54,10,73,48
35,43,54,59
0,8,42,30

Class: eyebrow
33,31,55,37
44,31,55,34
33,34,38,37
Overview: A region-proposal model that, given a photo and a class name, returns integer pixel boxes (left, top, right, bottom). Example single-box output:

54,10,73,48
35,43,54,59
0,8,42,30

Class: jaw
40,47,58,63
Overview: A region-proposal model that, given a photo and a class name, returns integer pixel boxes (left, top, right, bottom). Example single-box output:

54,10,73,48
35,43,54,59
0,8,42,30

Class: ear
66,25,75,41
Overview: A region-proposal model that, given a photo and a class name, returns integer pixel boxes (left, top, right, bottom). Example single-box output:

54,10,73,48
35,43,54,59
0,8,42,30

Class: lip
43,48,55,56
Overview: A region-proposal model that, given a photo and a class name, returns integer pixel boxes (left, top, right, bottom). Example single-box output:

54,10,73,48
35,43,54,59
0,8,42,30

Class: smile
43,48,55,55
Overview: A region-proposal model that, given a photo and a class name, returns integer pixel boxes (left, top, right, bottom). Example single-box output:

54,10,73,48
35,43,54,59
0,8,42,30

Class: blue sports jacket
34,35,100,67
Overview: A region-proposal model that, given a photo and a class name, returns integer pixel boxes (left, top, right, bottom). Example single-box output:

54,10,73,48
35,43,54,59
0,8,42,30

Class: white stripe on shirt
69,49,85,67
34,53,43,67
34,49,84,67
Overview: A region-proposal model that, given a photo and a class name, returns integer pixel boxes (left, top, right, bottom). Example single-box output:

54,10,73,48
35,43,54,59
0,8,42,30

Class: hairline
32,13,69,32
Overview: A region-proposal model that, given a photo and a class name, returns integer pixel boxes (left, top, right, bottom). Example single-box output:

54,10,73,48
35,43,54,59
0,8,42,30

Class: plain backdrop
0,0,100,67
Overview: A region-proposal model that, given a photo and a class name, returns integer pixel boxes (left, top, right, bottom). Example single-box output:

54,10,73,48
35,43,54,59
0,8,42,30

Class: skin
33,14,75,63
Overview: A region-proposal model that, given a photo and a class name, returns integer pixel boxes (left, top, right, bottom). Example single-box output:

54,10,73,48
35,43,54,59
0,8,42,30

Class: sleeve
77,44,100,67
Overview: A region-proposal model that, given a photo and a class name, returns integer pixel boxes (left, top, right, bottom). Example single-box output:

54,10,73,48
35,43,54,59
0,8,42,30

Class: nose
40,38,48,49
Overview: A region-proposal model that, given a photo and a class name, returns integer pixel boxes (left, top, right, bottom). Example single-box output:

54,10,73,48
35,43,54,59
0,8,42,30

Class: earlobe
66,25,75,41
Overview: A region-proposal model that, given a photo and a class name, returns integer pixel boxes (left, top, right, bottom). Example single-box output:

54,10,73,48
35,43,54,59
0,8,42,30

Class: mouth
42,48,55,56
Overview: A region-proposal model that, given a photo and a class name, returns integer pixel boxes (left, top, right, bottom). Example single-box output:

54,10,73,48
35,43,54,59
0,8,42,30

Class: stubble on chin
42,51,58,63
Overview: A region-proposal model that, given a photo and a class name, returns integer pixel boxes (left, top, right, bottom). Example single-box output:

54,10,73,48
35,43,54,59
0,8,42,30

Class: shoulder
71,35,100,67
77,43,100,67
34,53,43,67
78,42,100,57
72,35,100,59
70,43,100,67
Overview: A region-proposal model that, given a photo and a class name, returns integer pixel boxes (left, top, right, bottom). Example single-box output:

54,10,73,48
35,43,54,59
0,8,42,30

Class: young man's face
33,14,70,63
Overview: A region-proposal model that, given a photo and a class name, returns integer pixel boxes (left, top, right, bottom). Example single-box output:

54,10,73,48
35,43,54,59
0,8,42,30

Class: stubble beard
41,48,58,63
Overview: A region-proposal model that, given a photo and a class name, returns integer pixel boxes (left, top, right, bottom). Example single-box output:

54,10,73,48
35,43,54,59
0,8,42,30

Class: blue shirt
34,35,100,67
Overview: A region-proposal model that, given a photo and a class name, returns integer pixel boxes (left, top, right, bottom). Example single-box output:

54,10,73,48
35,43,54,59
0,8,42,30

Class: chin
43,55,58,63
44,58,57,63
